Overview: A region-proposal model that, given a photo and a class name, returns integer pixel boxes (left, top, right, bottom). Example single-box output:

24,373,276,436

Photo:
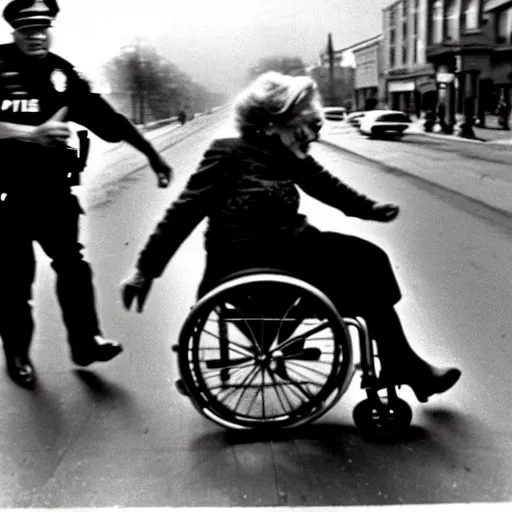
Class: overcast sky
0,0,390,95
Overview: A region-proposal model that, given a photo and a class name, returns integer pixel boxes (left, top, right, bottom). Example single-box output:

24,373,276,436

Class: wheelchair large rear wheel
177,272,354,430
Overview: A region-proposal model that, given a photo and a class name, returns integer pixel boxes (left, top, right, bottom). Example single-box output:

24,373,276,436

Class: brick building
382,0,437,116
399,0,512,133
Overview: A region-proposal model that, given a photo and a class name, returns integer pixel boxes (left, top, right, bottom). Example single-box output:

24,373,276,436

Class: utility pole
327,32,335,106
135,39,145,126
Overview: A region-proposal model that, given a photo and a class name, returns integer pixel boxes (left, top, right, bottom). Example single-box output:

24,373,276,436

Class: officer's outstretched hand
120,270,153,313
369,203,400,222
149,154,173,188
31,107,71,147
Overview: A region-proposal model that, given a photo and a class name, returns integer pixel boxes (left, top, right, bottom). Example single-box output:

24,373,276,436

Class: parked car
345,111,366,128
358,110,412,139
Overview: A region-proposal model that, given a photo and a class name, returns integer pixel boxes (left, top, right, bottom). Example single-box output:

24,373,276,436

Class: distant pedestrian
497,100,510,130
121,71,461,403
0,0,173,389
178,110,187,125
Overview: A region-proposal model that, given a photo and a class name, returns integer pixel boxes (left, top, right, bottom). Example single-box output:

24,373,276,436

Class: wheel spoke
205,355,254,370
217,364,260,402
201,360,255,378
267,369,293,412
232,365,263,411
272,295,304,348
201,327,254,357
285,359,335,379
272,321,331,354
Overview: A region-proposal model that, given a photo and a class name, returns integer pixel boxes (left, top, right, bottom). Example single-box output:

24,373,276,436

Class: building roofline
382,0,402,12
330,34,383,56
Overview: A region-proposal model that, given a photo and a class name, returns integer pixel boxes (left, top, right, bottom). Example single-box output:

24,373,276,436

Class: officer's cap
3,0,59,30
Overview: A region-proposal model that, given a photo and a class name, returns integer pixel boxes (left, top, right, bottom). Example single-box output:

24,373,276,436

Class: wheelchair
172,269,413,439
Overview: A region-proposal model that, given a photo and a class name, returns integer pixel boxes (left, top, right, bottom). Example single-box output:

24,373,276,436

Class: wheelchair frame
173,270,412,438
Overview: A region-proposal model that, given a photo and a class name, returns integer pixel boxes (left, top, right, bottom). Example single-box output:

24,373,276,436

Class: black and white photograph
0,0,510,510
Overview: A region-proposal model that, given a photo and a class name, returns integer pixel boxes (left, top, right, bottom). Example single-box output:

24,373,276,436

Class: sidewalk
320,123,512,217
409,114,512,146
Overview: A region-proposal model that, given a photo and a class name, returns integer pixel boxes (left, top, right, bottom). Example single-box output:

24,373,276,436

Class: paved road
1,115,511,507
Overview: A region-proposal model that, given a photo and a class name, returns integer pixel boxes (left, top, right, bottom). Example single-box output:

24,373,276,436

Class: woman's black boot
366,307,461,403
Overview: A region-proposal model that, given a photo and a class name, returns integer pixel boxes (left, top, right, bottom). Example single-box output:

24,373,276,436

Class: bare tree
104,42,225,124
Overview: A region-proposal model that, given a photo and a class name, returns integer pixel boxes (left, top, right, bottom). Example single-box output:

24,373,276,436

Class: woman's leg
364,306,461,402
293,229,461,402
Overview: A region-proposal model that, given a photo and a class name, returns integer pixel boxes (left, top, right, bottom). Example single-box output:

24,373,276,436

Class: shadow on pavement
218,422,429,446
190,406,467,449
183,408,487,506
72,369,130,404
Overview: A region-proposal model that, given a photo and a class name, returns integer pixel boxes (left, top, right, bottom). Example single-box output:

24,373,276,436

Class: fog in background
0,0,388,97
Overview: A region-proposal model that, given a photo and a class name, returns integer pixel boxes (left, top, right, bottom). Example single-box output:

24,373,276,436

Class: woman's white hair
233,71,323,137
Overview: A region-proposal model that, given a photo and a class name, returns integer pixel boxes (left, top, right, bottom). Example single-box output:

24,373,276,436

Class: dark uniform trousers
0,190,101,359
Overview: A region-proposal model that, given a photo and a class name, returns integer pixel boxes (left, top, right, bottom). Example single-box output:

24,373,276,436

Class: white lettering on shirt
1,98,40,113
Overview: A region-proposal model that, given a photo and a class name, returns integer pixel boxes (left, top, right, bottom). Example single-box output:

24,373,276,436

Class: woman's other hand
121,270,153,313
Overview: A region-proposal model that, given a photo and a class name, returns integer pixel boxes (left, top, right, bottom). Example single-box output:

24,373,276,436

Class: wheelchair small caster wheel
353,397,412,440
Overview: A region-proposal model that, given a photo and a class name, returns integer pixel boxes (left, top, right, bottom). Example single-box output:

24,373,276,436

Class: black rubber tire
353,397,412,440
177,273,354,430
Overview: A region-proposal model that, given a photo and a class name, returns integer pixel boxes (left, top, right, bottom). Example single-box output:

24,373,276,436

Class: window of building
389,4,397,68
496,7,512,43
402,0,409,64
463,0,479,30
432,0,443,43
412,0,419,62
446,0,459,41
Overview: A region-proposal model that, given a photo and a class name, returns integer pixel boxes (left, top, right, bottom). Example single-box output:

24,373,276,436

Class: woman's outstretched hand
369,203,400,222
121,270,153,313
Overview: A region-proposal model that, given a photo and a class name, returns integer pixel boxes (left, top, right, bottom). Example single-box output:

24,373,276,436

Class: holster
67,130,90,186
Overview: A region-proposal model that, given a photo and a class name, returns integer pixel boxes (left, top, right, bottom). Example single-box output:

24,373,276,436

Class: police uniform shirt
0,42,124,194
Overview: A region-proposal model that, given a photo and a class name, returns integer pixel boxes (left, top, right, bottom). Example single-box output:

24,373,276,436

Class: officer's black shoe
6,354,36,389
71,336,123,367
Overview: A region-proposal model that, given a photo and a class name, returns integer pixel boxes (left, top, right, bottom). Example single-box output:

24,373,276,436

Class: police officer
0,0,173,388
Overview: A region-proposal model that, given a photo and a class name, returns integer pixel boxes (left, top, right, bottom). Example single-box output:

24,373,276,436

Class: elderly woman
121,71,460,403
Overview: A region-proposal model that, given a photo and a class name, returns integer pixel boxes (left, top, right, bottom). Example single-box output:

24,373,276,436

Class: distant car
358,110,412,138
319,106,348,138
345,111,366,128
322,106,347,122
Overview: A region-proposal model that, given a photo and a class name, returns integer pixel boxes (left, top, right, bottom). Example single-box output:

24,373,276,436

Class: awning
388,80,415,92
484,0,512,12
416,80,437,93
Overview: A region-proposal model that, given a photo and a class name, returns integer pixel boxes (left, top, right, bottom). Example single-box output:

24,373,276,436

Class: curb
319,138,512,222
